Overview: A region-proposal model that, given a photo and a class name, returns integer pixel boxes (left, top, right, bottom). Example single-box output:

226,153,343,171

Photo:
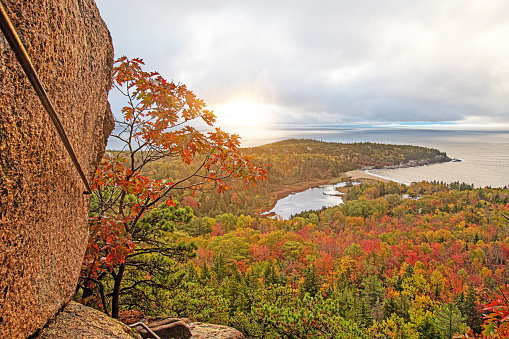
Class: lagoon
267,182,355,219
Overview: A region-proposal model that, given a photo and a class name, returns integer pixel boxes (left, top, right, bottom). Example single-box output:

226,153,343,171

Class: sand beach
345,170,391,183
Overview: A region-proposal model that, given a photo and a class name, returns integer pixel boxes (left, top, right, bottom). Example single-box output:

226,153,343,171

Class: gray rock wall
0,0,114,337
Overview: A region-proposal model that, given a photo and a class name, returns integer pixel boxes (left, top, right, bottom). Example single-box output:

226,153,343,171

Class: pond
266,182,357,219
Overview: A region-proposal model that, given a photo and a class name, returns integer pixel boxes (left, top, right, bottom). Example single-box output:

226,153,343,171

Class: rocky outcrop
134,318,192,339
188,323,245,339
34,302,141,339
122,315,245,339
32,304,245,339
0,1,114,338
362,154,452,170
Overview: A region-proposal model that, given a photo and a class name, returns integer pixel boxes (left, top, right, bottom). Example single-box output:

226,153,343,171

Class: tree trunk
111,263,125,319
81,285,94,306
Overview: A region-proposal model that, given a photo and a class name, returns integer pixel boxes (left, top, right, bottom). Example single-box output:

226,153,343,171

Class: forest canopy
73,57,509,339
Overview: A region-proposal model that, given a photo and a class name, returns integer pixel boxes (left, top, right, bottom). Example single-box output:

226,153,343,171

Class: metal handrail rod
128,322,162,339
0,0,92,194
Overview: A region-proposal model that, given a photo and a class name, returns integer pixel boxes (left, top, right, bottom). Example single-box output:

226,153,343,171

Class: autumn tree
76,57,267,318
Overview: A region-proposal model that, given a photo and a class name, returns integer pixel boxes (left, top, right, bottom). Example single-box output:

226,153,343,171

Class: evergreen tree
361,275,385,307
416,316,442,339
302,264,321,297
458,284,482,334
186,262,199,283
200,262,211,284
213,254,227,282
434,303,467,339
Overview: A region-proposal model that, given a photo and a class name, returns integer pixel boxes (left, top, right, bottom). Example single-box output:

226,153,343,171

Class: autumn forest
75,58,509,339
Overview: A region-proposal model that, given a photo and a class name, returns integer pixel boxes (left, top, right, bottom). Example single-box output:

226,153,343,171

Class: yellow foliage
480,267,492,279
339,255,356,273
370,314,419,339
402,274,430,299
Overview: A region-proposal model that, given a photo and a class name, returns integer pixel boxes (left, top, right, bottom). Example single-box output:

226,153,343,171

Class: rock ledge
188,322,245,339
130,315,245,339
34,303,245,339
34,301,140,339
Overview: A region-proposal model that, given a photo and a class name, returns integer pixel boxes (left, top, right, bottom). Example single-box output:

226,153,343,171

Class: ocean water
237,126,509,188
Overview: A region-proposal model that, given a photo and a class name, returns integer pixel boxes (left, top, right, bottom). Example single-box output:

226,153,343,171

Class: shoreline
361,155,453,171
364,170,409,184
258,157,457,216
345,170,391,184
258,170,400,216
353,156,457,185
361,157,461,185
257,179,333,215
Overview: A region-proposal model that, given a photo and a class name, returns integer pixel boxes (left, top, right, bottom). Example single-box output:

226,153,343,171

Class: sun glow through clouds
213,99,276,129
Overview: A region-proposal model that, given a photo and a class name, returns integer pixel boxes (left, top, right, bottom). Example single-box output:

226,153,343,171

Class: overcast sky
96,0,509,129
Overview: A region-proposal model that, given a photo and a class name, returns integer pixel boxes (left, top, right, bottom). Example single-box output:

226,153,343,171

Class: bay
235,126,509,188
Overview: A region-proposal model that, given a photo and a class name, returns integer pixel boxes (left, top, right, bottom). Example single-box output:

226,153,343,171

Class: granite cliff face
0,0,114,337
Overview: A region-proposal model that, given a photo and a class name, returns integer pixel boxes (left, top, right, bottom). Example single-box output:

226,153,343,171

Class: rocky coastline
361,154,454,170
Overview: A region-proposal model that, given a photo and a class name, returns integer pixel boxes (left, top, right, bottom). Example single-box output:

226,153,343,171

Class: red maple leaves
78,57,267,316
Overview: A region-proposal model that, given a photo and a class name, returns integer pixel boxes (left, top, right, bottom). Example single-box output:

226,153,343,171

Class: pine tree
302,265,320,297
416,316,442,339
200,262,211,284
459,283,482,334
434,303,467,339
186,262,199,283
213,255,227,282
236,279,252,313
264,263,279,285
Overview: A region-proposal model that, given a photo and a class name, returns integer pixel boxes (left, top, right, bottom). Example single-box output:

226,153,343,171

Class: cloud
97,0,509,126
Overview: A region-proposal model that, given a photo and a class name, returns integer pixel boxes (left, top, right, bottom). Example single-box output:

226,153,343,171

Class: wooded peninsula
142,139,451,218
